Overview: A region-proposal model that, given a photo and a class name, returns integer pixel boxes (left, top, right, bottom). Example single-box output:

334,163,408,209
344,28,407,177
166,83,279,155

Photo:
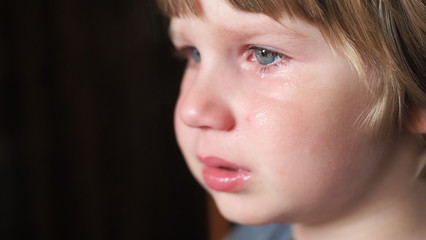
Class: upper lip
198,155,250,172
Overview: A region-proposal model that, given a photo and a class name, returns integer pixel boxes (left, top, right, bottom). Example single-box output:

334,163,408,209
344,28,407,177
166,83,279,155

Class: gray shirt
225,224,293,240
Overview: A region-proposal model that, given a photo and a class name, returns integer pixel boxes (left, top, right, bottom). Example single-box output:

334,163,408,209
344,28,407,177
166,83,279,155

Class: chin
211,193,291,226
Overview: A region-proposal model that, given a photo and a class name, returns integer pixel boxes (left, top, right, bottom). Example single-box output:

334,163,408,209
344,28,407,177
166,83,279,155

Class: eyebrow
220,25,305,42
170,20,308,46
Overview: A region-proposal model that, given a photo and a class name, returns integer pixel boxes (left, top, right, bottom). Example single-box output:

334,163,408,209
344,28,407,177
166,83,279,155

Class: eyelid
246,45,288,59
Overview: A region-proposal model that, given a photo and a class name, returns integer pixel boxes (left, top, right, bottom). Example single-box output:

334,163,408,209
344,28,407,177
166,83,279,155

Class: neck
293,181,426,240
292,135,426,240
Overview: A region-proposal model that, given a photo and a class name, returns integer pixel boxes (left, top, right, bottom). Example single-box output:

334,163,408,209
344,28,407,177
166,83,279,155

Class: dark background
0,0,207,239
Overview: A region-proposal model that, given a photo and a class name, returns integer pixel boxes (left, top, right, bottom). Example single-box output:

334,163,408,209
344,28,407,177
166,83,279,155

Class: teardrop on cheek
246,107,271,127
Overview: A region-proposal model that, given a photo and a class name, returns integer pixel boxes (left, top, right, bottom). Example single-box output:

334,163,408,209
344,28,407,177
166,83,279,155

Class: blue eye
191,48,201,63
253,48,282,65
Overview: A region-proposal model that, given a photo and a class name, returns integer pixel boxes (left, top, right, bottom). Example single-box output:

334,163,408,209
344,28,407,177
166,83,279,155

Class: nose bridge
177,64,235,131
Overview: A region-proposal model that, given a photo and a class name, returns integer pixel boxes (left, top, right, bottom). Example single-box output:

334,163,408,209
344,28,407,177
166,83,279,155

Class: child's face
171,0,396,225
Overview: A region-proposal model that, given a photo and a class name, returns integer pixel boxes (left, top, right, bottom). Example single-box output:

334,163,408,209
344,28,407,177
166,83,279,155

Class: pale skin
170,0,426,239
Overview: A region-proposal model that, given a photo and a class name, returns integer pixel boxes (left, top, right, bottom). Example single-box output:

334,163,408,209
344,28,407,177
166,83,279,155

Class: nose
177,81,236,131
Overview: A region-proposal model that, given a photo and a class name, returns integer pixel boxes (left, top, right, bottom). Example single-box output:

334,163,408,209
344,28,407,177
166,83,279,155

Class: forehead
170,0,320,44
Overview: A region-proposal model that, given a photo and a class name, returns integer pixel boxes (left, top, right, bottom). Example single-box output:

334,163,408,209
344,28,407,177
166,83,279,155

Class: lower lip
202,166,251,192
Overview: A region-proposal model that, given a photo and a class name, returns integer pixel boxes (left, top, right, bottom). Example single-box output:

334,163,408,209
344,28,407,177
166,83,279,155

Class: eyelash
174,45,289,74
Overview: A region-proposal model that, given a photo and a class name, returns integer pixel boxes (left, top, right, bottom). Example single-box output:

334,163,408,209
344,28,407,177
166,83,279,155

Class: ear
405,107,426,134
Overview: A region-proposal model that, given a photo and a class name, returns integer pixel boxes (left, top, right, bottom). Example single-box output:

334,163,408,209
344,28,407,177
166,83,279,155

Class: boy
157,0,426,239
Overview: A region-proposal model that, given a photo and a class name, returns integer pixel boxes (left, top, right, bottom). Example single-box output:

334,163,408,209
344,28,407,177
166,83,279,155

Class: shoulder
224,224,292,240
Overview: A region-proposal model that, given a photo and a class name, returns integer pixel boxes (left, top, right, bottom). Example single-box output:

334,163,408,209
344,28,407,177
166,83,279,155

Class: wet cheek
245,101,308,154
244,100,356,181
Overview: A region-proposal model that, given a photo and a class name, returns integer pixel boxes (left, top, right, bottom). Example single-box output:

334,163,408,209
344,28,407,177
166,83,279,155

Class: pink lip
199,156,251,192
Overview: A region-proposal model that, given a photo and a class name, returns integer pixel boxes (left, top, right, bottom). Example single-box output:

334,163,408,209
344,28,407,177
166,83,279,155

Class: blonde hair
158,0,426,138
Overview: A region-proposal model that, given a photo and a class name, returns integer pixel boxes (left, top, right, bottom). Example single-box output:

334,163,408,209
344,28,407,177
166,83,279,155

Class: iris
254,48,281,65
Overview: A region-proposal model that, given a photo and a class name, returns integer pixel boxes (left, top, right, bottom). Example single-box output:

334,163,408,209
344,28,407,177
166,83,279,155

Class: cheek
245,101,307,153
244,96,370,198
245,98,344,163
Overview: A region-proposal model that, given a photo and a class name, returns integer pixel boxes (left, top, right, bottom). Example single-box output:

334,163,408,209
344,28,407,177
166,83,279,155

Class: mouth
199,155,250,171
198,156,251,192
218,166,240,171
